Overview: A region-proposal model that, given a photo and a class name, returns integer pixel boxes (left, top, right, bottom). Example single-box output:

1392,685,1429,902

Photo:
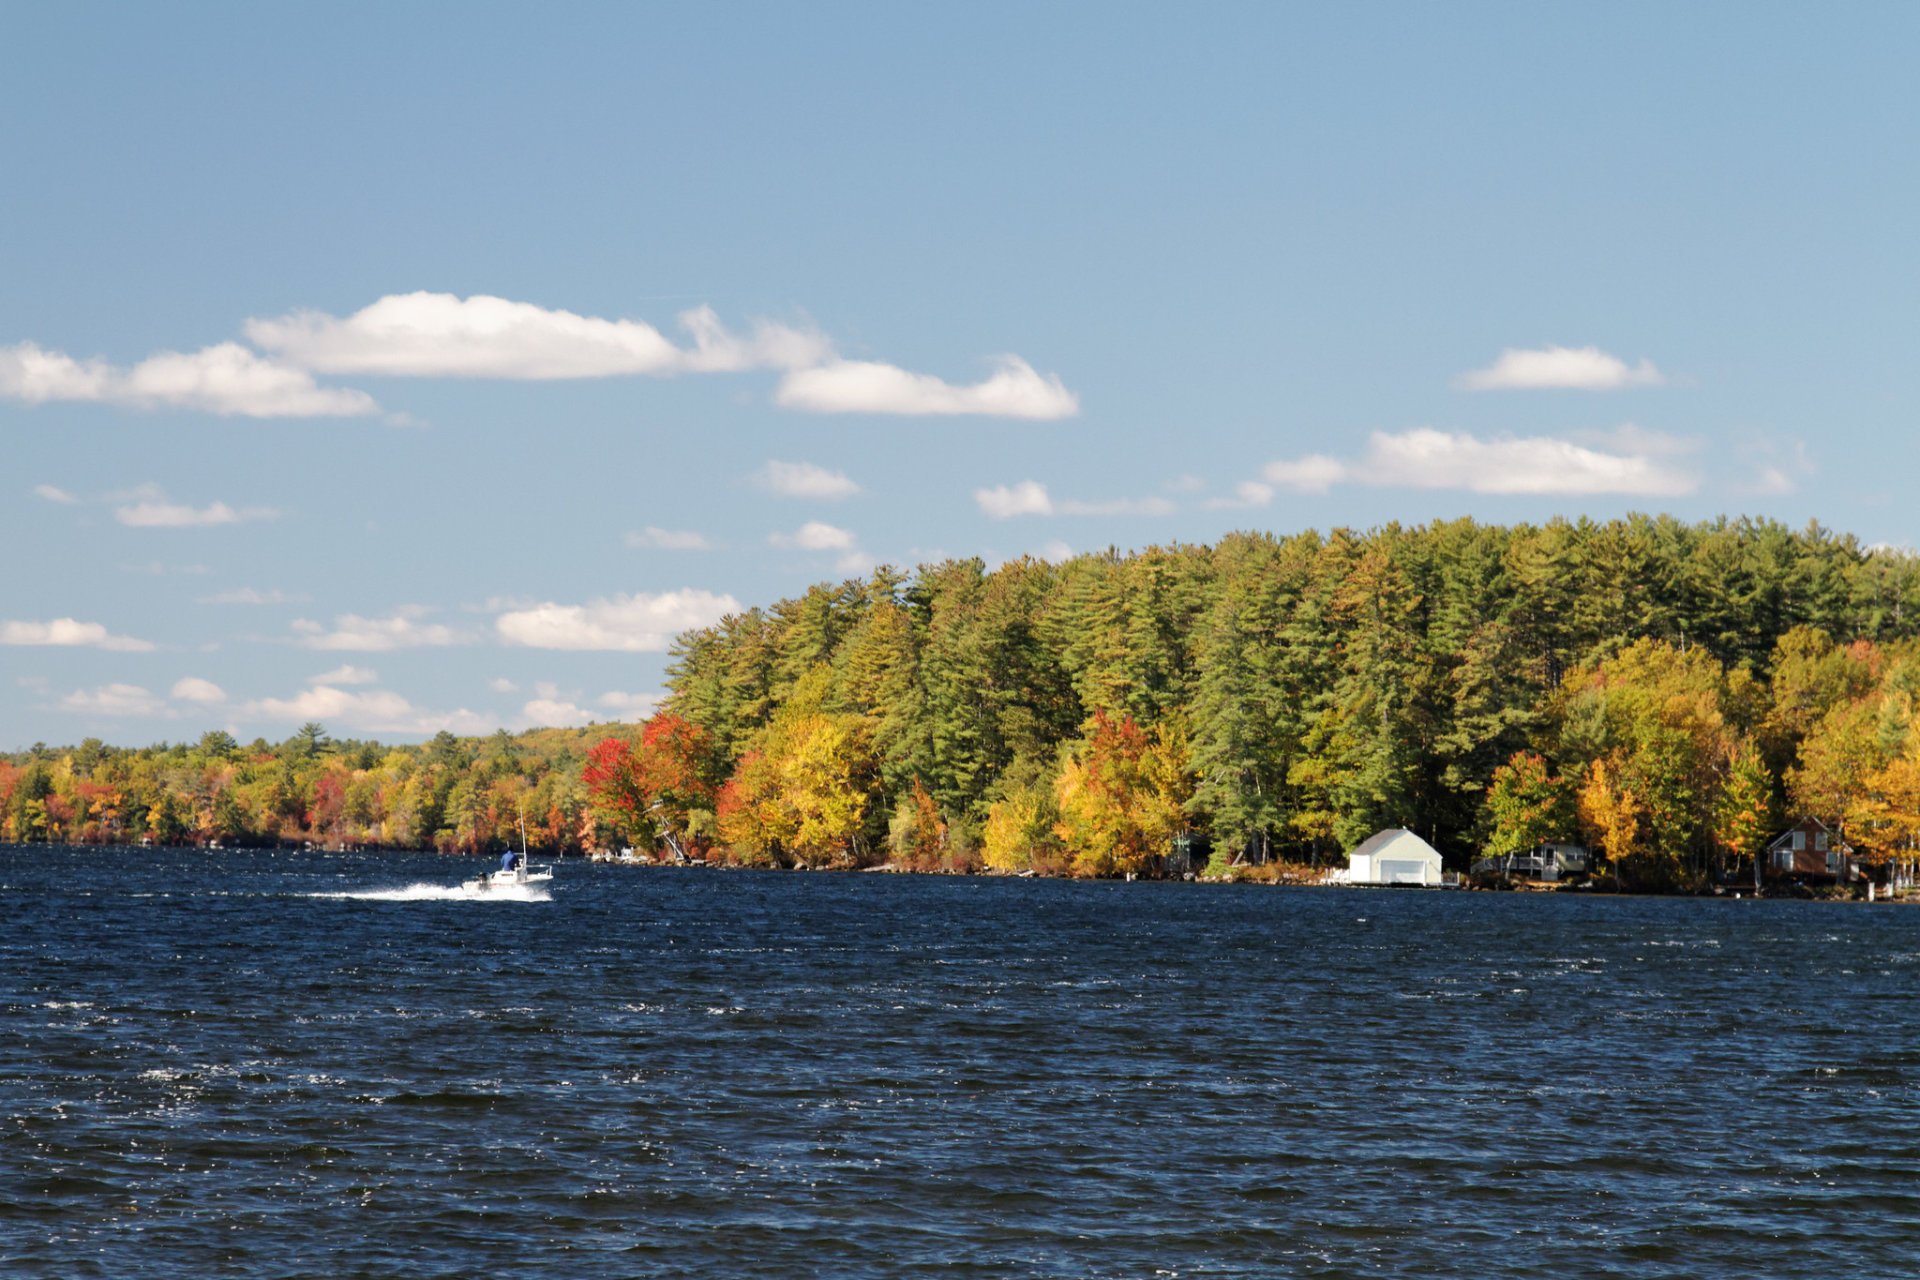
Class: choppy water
4,847,1919,1278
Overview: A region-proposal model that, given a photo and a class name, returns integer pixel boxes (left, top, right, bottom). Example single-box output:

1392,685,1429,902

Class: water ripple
4,846,1919,1277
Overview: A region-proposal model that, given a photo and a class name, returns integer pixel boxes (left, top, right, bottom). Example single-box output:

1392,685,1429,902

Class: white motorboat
463,805,552,891
464,857,553,891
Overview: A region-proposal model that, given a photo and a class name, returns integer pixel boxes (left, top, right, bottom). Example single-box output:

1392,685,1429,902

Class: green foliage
653,518,1920,878
1483,752,1575,857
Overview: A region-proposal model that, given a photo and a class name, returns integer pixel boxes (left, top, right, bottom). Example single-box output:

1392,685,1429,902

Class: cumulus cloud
1248,428,1697,498
598,689,663,718
61,683,166,716
1259,455,1349,495
1730,438,1814,497
239,683,494,735
625,526,712,551
519,682,614,727
117,500,278,528
170,677,227,704
13,292,1074,422
495,589,739,652
973,481,1175,519
0,340,377,417
33,483,78,504
198,586,307,605
775,355,1079,419
975,481,1055,519
488,677,519,693
753,459,860,500
523,695,596,727
291,611,465,651
310,665,377,686
246,292,829,380
1204,480,1279,509
1,617,153,651
1455,345,1666,391
769,521,856,552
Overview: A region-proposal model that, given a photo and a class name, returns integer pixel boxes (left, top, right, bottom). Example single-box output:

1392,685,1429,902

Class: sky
4,2,1917,749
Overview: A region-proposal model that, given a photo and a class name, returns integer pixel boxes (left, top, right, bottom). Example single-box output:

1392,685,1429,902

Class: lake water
4,846,1919,1278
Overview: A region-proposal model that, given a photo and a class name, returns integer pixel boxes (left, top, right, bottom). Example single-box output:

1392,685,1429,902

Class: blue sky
4,2,1916,748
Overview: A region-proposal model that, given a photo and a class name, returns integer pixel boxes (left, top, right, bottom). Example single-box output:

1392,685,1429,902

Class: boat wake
307,881,553,903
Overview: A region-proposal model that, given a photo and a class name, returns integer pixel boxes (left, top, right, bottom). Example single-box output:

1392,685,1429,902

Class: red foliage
584,737,643,809
309,771,347,834
584,716,721,852
637,714,717,813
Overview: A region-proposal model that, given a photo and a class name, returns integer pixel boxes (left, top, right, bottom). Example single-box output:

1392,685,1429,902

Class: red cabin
1764,816,1855,883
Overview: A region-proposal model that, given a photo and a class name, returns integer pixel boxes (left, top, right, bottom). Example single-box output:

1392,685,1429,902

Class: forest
11,515,1920,889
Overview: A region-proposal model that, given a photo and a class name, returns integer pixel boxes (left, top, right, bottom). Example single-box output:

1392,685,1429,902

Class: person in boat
500,848,521,874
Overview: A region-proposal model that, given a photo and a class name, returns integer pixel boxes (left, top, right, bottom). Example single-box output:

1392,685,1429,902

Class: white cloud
1205,480,1279,509
1036,540,1075,564
1260,455,1348,495
775,355,1079,419
769,521,856,552
674,304,833,373
246,292,829,380
495,588,739,652
1455,345,1666,391
239,684,494,736
61,683,166,716
1248,428,1697,499
523,696,597,727
33,483,78,504
310,665,378,686
170,677,227,704
1731,438,1813,497
976,481,1055,519
753,459,860,500
116,500,277,529
291,611,465,651
198,586,307,605
598,689,663,718
626,526,712,551
1,618,153,651
973,480,1174,519
0,340,377,417
488,677,519,694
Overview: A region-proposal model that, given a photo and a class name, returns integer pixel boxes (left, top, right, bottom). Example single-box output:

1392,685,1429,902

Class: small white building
1347,828,1444,886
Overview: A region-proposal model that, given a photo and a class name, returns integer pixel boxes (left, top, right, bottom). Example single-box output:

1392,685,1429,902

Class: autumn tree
1482,751,1575,857
582,736,649,851
1053,712,1193,877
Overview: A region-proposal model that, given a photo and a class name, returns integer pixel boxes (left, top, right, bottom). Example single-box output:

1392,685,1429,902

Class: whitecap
304,881,552,903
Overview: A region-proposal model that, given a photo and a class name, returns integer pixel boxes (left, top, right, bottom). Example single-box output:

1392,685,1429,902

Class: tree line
0,723,612,856
11,516,1920,887
655,515,1920,885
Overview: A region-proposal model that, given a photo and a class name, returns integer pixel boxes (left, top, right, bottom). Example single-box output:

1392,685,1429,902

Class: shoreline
6,841,1906,902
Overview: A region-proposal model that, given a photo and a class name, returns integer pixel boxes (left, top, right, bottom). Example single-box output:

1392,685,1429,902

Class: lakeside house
1765,816,1856,884
1470,842,1589,883
1346,828,1444,886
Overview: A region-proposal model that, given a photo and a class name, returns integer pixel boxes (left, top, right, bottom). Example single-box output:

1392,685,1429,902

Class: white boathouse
1346,828,1444,886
